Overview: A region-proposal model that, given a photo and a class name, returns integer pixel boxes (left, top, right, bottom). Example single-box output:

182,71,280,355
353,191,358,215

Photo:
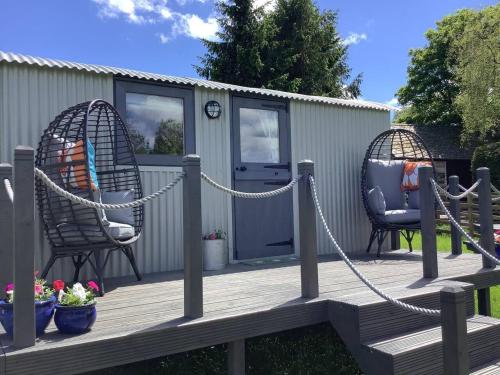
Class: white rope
309,175,441,317
34,167,184,209
492,184,500,194
201,172,299,199
435,179,482,200
431,179,500,265
459,184,479,198
3,178,14,203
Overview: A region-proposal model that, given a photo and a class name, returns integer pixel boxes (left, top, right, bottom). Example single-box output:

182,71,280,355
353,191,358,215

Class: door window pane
240,108,280,163
125,93,184,156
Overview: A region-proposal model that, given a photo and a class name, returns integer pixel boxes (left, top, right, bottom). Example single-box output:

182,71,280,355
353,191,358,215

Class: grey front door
232,96,294,260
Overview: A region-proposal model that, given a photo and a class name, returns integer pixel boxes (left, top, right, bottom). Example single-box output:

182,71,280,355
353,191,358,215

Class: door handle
236,166,247,172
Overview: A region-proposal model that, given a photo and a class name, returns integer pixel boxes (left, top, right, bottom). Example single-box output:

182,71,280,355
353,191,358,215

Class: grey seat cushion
102,190,135,225
105,221,135,240
55,221,134,244
408,190,420,209
367,186,386,215
367,159,405,210
377,209,421,224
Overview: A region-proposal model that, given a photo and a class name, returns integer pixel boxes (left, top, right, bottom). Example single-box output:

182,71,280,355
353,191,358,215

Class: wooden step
470,359,500,375
363,315,500,375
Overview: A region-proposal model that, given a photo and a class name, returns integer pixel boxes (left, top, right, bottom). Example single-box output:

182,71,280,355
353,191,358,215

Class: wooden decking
1,250,499,375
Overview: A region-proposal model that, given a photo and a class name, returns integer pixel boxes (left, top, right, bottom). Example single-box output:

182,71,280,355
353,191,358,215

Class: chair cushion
401,161,432,191
58,138,99,191
367,186,386,215
102,190,135,225
408,190,420,209
55,221,134,244
367,159,405,210
105,221,135,240
377,209,421,224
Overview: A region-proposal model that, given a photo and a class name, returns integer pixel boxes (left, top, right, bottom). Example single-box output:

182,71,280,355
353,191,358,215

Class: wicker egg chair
361,128,434,256
36,100,144,294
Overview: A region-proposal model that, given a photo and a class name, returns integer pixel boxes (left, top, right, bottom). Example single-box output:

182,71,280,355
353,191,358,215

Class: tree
456,4,499,144
153,120,184,155
196,0,361,98
395,10,474,125
195,0,264,87
261,0,361,97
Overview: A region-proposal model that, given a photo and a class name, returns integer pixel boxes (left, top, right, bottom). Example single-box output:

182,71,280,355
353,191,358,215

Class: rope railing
435,179,481,201
34,167,185,209
458,183,500,202
309,175,441,317
3,178,14,203
201,172,300,198
431,178,500,265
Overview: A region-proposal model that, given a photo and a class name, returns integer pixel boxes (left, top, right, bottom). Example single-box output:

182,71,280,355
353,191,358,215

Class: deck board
0,250,499,375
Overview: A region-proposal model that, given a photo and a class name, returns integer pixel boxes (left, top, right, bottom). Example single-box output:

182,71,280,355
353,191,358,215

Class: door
232,96,294,260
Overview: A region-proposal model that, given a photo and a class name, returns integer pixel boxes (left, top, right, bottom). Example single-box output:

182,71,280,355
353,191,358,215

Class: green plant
471,142,500,187
3,276,54,303
57,281,99,307
203,229,226,240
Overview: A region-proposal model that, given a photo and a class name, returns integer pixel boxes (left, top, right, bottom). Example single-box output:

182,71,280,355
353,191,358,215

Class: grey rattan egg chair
36,100,144,294
361,129,434,256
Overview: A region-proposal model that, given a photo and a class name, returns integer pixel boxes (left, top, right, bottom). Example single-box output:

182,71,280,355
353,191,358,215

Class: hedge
471,142,500,187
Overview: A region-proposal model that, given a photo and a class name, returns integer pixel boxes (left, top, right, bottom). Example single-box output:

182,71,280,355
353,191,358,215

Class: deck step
470,359,500,375
362,315,500,375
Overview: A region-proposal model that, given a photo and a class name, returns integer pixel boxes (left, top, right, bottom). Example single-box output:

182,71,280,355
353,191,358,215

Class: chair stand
366,227,389,257
401,230,416,252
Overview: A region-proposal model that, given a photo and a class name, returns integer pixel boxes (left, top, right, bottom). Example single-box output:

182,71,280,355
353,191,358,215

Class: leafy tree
196,0,361,98
153,120,184,155
261,0,361,98
456,4,500,144
195,0,264,87
128,128,147,154
395,10,474,125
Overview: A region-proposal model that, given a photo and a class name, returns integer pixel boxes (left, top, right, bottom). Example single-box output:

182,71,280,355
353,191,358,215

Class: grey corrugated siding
290,101,390,255
0,51,393,112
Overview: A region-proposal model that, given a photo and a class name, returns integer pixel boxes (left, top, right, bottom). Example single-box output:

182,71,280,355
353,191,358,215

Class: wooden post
13,146,36,348
476,168,495,269
298,160,319,299
418,166,438,278
183,154,203,318
467,194,474,236
477,288,491,316
0,163,14,292
390,230,400,250
228,339,245,375
440,286,469,375
449,176,462,255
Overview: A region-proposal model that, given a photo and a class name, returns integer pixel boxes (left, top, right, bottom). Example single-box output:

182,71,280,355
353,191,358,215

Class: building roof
0,50,393,112
391,124,473,160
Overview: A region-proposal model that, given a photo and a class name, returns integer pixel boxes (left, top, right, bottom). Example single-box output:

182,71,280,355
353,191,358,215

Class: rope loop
309,175,441,317
201,172,300,198
436,179,481,200
34,167,185,209
3,178,14,203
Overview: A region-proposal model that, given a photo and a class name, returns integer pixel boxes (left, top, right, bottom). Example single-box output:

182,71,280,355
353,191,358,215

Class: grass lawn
400,231,500,318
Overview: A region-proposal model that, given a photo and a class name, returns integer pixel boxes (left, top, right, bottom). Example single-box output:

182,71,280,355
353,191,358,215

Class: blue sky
0,0,495,105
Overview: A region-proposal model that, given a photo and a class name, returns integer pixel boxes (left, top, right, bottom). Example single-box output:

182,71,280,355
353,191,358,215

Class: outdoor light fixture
204,100,222,119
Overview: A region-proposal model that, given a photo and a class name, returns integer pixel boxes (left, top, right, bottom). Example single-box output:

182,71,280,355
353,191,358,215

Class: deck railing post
13,146,36,348
297,160,319,299
418,165,438,278
182,154,203,318
448,175,462,255
0,163,14,292
476,168,495,269
228,339,245,375
440,286,469,375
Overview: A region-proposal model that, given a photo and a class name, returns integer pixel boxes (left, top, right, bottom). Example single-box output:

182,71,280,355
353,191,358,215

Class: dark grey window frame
114,78,195,166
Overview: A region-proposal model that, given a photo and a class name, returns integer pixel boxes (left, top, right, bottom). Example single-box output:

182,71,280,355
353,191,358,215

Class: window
239,108,280,163
115,80,195,166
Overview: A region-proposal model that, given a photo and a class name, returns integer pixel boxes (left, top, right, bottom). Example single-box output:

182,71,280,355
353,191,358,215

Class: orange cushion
401,161,432,191
58,140,97,191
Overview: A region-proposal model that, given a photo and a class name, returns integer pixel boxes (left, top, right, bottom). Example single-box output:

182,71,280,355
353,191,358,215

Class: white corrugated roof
0,50,392,112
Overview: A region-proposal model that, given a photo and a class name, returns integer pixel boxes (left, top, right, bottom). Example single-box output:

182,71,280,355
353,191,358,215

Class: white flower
58,290,65,303
72,283,87,302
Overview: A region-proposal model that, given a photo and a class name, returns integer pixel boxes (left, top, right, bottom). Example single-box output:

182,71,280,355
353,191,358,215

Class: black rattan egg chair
361,129,434,256
36,100,144,294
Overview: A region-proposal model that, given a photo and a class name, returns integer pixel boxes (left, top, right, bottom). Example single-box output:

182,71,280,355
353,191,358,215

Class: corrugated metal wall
290,101,390,255
0,62,390,281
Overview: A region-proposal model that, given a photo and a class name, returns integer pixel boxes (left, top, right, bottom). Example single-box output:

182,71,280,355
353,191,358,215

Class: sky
0,0,496,106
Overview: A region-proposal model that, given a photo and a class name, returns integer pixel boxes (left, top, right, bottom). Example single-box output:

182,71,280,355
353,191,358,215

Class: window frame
114,79,195,166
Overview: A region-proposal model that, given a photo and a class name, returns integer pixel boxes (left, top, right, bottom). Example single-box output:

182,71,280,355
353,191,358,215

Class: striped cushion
58,139,99,191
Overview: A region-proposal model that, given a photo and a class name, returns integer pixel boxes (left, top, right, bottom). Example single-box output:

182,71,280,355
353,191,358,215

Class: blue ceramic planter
54,303,96,334
496,243,500,259
0,296,56,338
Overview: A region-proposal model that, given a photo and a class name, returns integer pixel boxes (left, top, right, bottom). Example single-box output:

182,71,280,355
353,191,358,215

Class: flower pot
495,243,500,259
0,295,56,338
202,239,227,271
54,303,97,334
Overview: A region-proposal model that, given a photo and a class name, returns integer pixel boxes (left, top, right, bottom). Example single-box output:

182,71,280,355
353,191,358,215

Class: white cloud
385,98,401,111
157,32,170,43
342,32,367,46
172,14,219,40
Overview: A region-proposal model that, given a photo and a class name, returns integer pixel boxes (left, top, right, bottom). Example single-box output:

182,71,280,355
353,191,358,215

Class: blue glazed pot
0,296,56,338
495,243,500,259
54,303,96,334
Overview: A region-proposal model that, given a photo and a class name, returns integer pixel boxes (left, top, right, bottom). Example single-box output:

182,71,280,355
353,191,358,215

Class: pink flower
5,283,14,293
34,284,43,296
87,281,99,292
209,233,216,240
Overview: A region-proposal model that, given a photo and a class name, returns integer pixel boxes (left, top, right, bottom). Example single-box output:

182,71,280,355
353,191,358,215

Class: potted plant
54,280,98,334
0,276,56,338
495,230,500,259
202,229,228,271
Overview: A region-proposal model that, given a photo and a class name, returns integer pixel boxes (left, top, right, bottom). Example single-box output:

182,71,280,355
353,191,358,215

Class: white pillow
368,186,386,215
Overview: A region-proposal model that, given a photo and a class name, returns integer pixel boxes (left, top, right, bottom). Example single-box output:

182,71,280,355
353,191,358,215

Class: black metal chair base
366,228,416,257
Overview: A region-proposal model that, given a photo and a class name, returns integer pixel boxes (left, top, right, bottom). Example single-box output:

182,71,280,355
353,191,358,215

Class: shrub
471,142,500,187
